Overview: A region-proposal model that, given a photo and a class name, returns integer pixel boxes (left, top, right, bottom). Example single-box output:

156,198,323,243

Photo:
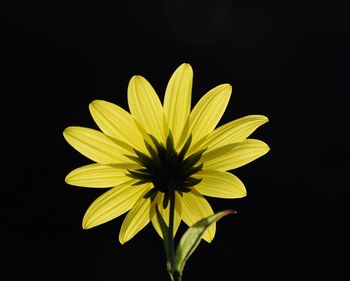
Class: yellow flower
63,63,269,244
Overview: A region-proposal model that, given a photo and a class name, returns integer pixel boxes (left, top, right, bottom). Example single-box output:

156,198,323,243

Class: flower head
63,63,269,244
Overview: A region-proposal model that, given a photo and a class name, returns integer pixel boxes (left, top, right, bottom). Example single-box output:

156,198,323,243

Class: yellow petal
181,188,215,243
89,100,146,153
163,63,193,147
194,169,246,198
83,181,149,229
151,192,182,238
190,115,268,154
128,76,164,142
203,139,270,171
175,116,191,152
65,163,135,188
63,126,129,164
189,84,231,144
119,185,156,244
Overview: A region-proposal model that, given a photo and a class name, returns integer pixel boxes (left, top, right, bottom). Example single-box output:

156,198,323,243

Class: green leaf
181,177,202,188
174,209,236,274
148,134,164,154
183,148,206,169
183,163,203,177
125,169,153,181
166,131,175,153
142,187,157,198
144,142,163,170
133,149,154,168
178,134,192,161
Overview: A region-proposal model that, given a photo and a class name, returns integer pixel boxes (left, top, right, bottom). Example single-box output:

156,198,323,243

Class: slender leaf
178,134,192,161
174,209,236,274
183,148,206,168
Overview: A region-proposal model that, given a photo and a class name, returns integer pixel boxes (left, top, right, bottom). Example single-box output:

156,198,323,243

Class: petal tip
203,235,214,243
82,221,90,230
63,126,72,135
82,217,96,230
82,213,95,229
89,99,108,109
223,84,232,96
89,100,104,112
88,101,95,111
262,115,269,124
257,141,270,155
237,186,247,198
129,75,143,83
64,173,72,184
62,129,68,139
223,83,232,90
89,99,100,106
215,83,232,96
178,63,193,73
63,127,76,140
181,62,191,67
118,233,127,245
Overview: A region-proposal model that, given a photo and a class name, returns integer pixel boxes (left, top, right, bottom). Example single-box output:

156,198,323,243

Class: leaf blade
174,209,236,274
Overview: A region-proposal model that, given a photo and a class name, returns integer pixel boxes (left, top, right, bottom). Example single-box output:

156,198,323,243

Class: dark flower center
125,132,205,206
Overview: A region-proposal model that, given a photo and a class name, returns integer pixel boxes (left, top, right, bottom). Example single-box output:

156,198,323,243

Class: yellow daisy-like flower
63,63,269,244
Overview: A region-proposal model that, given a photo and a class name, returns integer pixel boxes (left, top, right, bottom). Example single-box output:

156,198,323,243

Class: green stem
171,271,182,281
167,187,182,281
168,187,175,273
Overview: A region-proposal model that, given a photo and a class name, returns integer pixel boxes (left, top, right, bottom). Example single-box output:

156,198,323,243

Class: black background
1,1,349,280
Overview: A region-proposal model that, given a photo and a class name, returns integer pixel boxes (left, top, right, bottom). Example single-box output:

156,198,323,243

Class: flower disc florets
125,132,205,207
